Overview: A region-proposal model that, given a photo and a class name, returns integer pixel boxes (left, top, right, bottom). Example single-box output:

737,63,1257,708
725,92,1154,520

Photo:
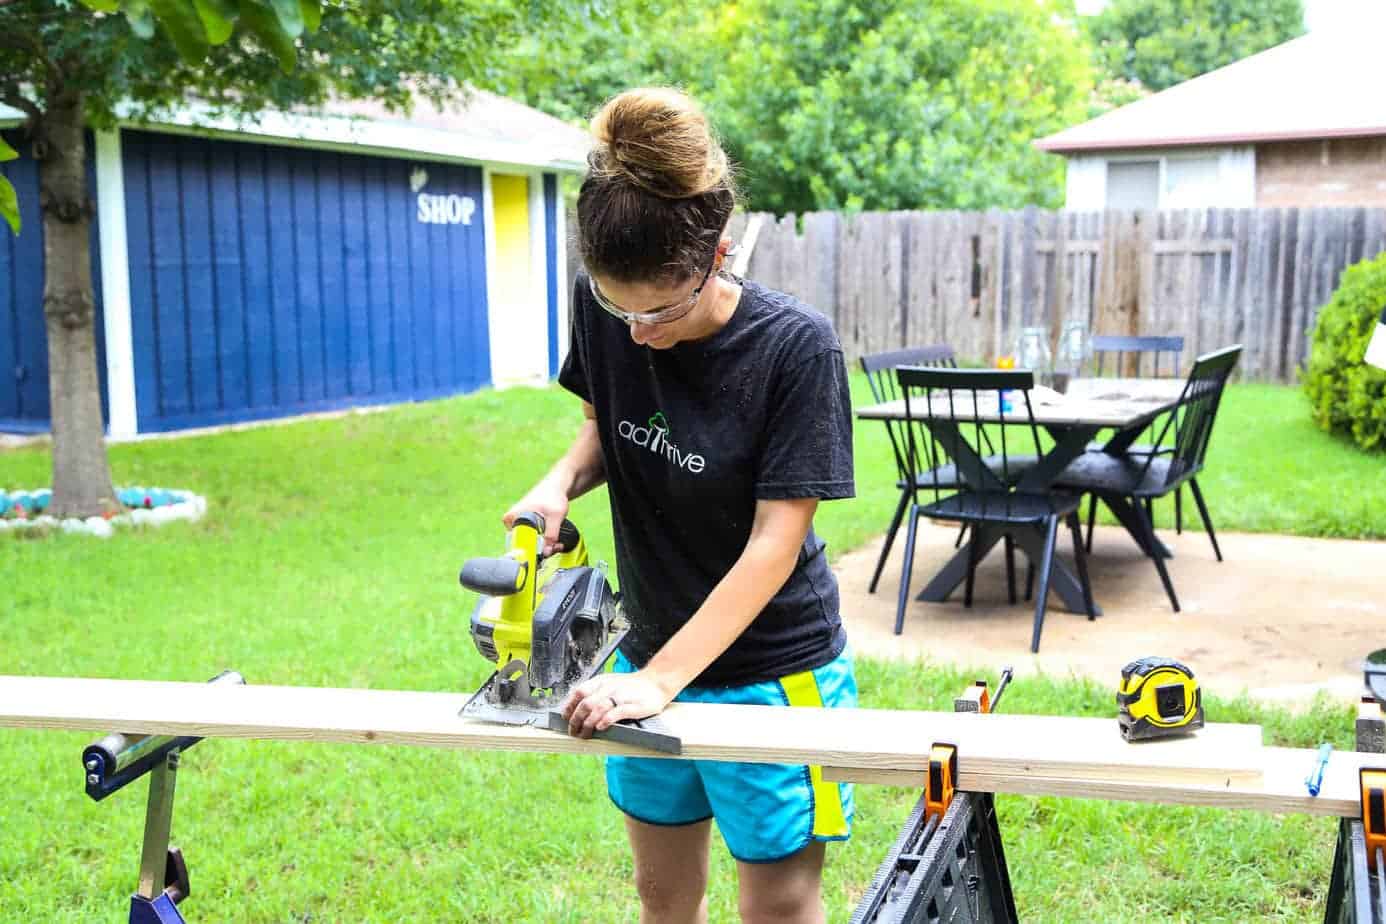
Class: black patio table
855,377,1187,616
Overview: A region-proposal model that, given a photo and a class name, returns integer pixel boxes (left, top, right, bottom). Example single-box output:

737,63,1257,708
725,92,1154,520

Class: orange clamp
925,743,958,822
1362,769,1386,868
953,680,990,714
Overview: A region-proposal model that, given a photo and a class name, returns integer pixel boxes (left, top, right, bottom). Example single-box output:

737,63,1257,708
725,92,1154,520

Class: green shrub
1304,251,1386,451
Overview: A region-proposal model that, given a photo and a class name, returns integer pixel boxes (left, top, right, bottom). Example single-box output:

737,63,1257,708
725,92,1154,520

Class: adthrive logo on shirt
617,411,706,473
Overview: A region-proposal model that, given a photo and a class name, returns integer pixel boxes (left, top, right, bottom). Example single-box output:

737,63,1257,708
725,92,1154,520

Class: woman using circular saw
504,87,856,924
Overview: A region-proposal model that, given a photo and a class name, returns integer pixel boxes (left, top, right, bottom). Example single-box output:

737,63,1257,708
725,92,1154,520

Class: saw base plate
461,670,682,755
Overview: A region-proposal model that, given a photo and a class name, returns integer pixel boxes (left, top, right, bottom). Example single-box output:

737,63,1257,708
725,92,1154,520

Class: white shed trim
94,129,139,438
526,169,550,385
554,178,570,376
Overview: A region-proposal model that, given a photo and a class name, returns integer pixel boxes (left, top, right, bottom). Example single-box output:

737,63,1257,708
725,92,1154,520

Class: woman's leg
736,841,827,924
625,815,713,924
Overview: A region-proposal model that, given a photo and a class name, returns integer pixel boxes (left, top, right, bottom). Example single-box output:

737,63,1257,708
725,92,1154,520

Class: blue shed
0,90,587,436
0,130,110,432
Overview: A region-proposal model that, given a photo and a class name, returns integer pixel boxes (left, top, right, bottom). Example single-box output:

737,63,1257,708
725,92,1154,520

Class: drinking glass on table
1015,327,1052,389
1053,321,1091,394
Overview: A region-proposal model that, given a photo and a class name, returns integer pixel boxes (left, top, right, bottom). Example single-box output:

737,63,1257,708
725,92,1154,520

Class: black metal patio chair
861,346,964,593
860,347,1032,596
1091,334,1185,378
1086,334,1188,545
893,366,1095,653
1056,345,1242,613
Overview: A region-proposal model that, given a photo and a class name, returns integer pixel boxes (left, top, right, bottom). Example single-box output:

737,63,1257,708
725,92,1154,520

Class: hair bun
591,88,729,199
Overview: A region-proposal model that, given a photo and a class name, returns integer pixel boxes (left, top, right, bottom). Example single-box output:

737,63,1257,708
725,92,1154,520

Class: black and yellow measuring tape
1116,656,1204,741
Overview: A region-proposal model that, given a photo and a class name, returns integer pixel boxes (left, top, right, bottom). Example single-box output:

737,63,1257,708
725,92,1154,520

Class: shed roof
0,87,591,172
1036,20,1386,153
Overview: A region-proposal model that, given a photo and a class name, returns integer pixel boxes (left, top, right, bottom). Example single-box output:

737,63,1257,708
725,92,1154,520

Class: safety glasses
588,259,716,326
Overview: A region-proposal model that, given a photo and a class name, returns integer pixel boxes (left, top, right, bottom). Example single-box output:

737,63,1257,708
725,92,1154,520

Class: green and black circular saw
458,512,681,754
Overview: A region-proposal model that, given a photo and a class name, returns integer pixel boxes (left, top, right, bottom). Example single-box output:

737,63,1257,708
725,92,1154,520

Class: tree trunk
39,90,116,519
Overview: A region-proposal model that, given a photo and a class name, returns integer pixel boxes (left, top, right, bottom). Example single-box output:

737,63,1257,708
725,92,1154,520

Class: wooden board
825,746,1373,820
2,675,1267,785
7,676,1374,817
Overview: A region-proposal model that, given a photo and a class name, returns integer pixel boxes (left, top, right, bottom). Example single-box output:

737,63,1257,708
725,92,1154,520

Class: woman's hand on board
560,670,674,738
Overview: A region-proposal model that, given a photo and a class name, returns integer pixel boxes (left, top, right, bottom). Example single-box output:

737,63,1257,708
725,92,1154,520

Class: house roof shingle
1036,21,1386,153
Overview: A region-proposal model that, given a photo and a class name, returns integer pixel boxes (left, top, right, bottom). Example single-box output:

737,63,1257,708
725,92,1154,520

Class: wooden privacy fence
718,207,1386,382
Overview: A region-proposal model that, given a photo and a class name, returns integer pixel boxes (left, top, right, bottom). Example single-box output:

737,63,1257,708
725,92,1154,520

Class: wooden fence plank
1272,208,1294,379
1290,207,1315,379
1241,209,1266,378
982,210,1002,362
909,211,933,347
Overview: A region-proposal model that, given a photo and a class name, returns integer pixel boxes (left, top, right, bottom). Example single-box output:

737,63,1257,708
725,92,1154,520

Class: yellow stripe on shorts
778,669,850,838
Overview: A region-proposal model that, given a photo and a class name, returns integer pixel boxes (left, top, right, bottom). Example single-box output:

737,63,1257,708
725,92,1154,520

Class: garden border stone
0,487,207,538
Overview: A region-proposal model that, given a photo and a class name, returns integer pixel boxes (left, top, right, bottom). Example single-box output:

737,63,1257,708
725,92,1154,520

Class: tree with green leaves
693,0,1094,213
0,0,576,518
492,1,680,125
495,0,1093,215
1087,0,1304,93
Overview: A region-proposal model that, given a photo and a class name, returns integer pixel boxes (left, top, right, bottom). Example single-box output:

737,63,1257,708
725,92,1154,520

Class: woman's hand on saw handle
503,483,571,556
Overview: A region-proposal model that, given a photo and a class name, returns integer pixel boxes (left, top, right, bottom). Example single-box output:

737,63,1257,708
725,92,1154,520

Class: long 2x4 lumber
824,745,1374,819
0,675,1367,817
1,675,1257,781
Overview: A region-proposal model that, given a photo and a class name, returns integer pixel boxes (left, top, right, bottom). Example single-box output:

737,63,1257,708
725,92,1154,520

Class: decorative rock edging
0,487,207,538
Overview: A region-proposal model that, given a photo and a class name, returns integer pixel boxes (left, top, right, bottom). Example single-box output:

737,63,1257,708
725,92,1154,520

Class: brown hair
577,88,737,284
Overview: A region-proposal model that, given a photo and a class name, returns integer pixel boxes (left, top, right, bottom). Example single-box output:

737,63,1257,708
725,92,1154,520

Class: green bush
1304,251,1386,451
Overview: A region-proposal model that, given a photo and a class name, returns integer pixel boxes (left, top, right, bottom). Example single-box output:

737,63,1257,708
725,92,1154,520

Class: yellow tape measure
1116,657,1204,741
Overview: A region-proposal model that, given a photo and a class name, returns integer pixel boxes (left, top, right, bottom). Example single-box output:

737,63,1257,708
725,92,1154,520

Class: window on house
1105,160,1160,209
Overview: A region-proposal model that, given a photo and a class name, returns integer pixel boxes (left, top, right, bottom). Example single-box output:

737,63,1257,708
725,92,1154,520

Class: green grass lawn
0,379,1368,921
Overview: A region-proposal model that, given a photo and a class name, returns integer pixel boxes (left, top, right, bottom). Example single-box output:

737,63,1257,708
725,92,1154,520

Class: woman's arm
643,496,817,696
504,402,606,549
548,402,607,500
563,495,818,735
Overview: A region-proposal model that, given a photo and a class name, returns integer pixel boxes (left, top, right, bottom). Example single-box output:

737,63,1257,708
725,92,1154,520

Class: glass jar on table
1015,326,1052,389
1053,321,1091,394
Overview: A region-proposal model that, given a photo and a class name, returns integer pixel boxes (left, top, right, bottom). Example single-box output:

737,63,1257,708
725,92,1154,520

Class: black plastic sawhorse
852,673,1019,924
856,683,1386,923
1324,698,1386,923
852,787,1017,924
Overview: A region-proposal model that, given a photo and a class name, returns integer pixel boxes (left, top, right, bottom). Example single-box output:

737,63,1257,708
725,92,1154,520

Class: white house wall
1217,147,1257,207
94,129,138,439
1064,156,1107,210
1063,147,1256,209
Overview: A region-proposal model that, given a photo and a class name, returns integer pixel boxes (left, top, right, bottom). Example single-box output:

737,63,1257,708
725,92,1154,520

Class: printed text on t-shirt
617,412,706,474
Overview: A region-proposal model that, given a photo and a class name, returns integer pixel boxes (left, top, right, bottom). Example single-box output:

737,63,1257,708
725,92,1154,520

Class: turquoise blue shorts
605,648,857,864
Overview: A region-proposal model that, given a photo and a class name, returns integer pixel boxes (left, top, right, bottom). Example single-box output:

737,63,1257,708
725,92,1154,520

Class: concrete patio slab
834,521,1386,706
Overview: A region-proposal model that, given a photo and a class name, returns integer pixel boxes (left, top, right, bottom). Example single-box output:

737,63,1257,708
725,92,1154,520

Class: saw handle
458,517,582,596
507,511,581,555
460,558,526,596
555,518,581,553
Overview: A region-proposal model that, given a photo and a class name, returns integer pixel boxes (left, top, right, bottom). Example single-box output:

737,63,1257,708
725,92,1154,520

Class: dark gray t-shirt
559,273,854,687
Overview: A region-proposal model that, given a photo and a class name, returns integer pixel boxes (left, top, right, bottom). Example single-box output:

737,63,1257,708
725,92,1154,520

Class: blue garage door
121,130,490,432
0,130,108,433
